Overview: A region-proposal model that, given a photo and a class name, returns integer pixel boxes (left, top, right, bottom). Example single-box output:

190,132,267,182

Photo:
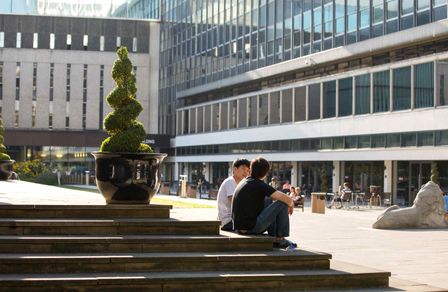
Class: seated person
217,158,250,231
328,182,351,209
232,157,296,249
293,187,305,207
288,186,304,207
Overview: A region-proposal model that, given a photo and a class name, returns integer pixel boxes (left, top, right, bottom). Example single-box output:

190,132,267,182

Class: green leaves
100,47,153,153
0,116,11,161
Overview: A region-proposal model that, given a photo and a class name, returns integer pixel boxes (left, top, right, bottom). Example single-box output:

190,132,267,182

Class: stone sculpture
372,181,448,229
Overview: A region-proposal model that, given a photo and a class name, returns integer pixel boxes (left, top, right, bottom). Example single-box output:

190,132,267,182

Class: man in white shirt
217,158,250,231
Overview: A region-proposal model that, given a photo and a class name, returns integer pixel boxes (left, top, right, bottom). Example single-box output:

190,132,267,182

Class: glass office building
0,0,160,20
160,0,448,206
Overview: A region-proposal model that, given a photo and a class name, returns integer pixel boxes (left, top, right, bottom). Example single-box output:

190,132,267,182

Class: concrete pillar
203,162,211,183
332,161,341,193
384,160,393,193
298,162,303,186
290,161,298,186
174,162,179,181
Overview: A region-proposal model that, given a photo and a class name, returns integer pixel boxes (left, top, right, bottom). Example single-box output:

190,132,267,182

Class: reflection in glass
308,84,321,120
414,62,434,108
393,66,411,110
323,81,336,118
355,74,371,115
294,87,306,121
373,70,390,113
259,94,269,125
339,77,353,116
270,92,280,124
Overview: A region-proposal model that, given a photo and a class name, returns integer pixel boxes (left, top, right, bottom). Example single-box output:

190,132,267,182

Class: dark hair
233,158,250,169
250,157,270,179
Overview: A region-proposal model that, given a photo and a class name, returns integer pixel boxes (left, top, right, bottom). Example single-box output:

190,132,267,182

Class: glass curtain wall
176,61,442,135
160,0,448,135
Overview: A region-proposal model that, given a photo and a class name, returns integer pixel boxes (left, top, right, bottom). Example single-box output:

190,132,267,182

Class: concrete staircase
0,204,390,291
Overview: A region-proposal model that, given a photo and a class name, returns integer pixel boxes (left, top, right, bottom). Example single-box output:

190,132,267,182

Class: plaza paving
0,180,447,291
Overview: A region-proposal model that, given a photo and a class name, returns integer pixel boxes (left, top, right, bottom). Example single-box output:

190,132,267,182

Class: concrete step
0,264,391,292
0,249,331,274
0,204,171,219
0,234,274,253
0,218,220,236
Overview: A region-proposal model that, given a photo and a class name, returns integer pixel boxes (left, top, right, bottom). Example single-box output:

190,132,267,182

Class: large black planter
0,160,14,181
91,152,167,204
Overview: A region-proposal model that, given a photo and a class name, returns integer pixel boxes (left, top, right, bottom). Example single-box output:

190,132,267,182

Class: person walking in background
232,157,297,249
217,158,250,231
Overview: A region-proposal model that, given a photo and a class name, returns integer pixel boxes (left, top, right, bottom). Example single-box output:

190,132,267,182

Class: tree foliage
0,116,11,161
100,47,152,153
431,162,439,184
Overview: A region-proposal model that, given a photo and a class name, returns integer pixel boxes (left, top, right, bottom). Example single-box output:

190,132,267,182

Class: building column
174,162,179,181
290,161,298,186
384,160,393,193
203,162,211,183
332,161,341,193
298,162,303,186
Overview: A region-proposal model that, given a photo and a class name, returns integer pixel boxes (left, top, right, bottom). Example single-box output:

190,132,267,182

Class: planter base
0,160,14,181
92,152,167,204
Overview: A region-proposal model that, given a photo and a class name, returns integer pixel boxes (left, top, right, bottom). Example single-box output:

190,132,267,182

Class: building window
99,65,104,129
116,36,121,48
0,32,4,48
282,89,293,123
270,91,280,124
49,63,54,101
82,64,87,129
189,108,197,133
323,81,336,118
393,66,411,110
238,98,247,128
259,94,268,125
355,74,371,115
414,62,434,108
294,86,306,121
67,34,72,49
339,77,353,116
0,62,3,101
308,83,321,120
83,35,88,50
33,33,38,48
15,62,20,101
132,37,137,52
49,101,53,129
50,33,55,49
373,70,390,113
248,96,258,126
32,63,37,127
66,64,71,102
16,32,21,48
100,35,104,51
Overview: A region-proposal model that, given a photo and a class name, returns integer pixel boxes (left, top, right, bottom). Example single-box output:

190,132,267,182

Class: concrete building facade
0,13,168,173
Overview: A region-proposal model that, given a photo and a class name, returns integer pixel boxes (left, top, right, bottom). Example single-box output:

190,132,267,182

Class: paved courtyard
0,180,447,290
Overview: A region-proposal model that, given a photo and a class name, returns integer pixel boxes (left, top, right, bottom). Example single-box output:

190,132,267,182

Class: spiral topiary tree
0,116,11,161
100,47,153,153
431,162,439,184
